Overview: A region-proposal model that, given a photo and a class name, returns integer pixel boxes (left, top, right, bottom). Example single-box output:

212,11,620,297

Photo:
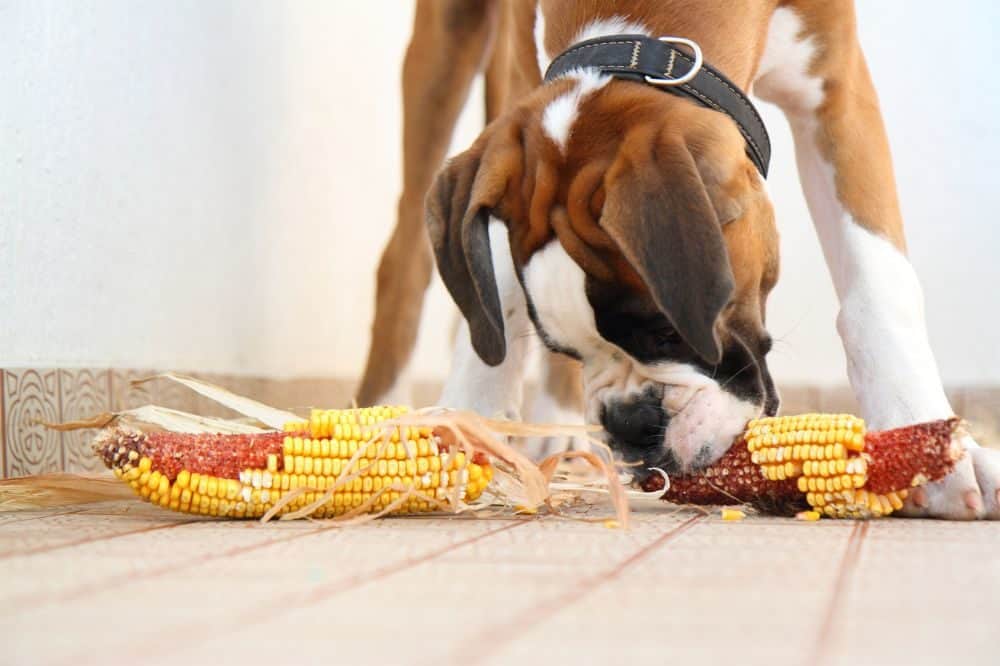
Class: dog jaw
522,239,765,471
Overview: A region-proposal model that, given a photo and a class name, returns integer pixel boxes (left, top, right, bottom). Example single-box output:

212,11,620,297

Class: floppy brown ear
601,139,735,364
425,148,509,366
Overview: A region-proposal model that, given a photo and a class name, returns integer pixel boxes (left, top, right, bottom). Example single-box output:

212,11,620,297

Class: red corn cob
92,405,493,519
96,429,285,482
640,417,963,517
862,419,961,494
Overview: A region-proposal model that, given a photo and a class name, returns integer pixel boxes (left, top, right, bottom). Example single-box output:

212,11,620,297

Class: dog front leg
356,0,499,406
757,3,1000,518
439,221,531,423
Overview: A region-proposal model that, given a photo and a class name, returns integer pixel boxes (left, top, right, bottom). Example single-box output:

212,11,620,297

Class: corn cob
95,406,493,519
640,415,962,518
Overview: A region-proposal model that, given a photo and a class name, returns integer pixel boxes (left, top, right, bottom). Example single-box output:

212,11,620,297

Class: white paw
897,436,1000,520
971,446,1000,519
520,435,577,460
521,392,589,461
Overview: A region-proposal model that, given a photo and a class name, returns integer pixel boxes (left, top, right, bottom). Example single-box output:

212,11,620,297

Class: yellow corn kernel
720,508,745,521
847,432,865,452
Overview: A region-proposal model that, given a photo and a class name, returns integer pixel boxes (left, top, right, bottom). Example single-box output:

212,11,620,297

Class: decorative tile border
3,369,63,478
58,370,111,474
0,368,996,479
0,371,5,478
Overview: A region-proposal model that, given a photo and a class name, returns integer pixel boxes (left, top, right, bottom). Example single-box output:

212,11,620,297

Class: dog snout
600,388,667,461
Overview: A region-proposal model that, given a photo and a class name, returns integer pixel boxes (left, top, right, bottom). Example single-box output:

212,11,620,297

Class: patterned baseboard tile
1,368,997,479
0,370,5,478
3,369,63,478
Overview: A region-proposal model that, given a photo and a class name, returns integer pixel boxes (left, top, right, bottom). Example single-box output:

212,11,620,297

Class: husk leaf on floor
0,474,136,509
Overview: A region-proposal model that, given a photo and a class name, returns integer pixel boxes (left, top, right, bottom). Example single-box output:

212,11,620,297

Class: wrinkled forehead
503,75,778,347
506,80,681,266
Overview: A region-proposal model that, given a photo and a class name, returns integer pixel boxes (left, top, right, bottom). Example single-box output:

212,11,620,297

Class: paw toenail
964,489,983,513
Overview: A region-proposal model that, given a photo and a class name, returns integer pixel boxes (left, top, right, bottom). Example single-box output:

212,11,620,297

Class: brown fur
356,0,499,404
780,0,906,250
358,0,896,406
424,65,778,366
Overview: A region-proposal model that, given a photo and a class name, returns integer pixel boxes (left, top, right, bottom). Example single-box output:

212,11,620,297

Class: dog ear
425,146,510,367
601,139,736,365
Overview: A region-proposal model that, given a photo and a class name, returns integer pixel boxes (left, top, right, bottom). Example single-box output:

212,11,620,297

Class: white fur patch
572,16,651,43
521,239,601,352
659,382,762,465
538,16,650,153
835,224,951,427
522,377,589,458
754,7,823,115
541,68,612,153
533,4,550,75
796,135,952,428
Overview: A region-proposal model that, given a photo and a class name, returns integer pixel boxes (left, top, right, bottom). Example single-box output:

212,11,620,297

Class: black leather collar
544,35,771,177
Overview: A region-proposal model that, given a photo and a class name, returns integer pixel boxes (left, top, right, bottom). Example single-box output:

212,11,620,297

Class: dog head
427,74,779,476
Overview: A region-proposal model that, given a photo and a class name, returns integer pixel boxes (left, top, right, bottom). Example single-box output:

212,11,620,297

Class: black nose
600,389,667,459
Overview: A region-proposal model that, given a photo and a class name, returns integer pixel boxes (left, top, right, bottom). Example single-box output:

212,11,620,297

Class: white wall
2,1,998,387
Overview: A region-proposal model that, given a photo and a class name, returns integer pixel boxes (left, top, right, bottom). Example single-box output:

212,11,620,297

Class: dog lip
639,445,718,478
604,436,663,473
646,448,682,476
690,443,717,470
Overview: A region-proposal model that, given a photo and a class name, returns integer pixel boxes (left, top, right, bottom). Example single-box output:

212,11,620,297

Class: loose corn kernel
720,508,746,521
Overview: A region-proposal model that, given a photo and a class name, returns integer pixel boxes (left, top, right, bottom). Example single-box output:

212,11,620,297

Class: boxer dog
356,0,1000,519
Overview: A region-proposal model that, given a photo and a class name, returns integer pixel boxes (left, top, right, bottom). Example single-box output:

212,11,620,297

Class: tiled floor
1,500,998,665
3,370,997,663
